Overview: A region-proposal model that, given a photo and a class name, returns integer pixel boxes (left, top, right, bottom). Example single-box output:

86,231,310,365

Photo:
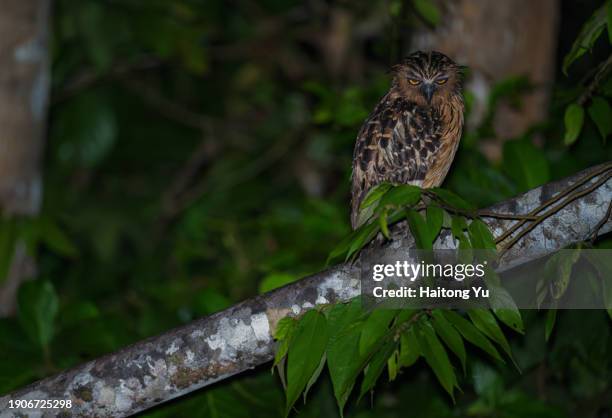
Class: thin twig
495,163,612,244
499,171,612,257
590,200,612,244
578,53,612,106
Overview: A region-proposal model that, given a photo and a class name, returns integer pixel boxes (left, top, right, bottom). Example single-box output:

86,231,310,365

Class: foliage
0,0,611,417
273,301,523,416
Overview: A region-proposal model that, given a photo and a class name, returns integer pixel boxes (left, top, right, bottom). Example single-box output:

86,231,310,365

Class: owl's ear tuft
388,64,403,74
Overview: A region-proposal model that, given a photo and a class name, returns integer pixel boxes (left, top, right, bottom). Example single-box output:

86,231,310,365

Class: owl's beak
421,83,435,104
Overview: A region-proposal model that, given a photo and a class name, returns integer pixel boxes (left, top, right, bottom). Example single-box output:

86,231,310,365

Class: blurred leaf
503,139,550,190
59,301,99,330
285,310,328,415
359,338,396,398
442,310,503,362
18,280,58,348
416,321,457,399
53,92,117,168
587,96,612,140
399,326,421,367
432,310,466,373
194,289,231,315
563,4,607,74
564,103,585,145
387,349,398,381
36,217,78,258
259,273,297,294
413,0,441,26
467,310,512,360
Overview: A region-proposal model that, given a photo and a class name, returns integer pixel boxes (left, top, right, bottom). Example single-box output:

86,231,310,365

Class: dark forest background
0,0,611,417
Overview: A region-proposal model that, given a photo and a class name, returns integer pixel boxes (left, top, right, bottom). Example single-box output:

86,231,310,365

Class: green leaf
406,209,432,250
563,4,607,74
588,96,612,140
416,321,457,399
399,326,421,367
17,280,59,348
413,0,441,26
304,354,326,401
359,339,396,398
379,209,390,239
564,103,585,145
545,248,581,299
59,301,99,330
467,310,512,360
502,139,550,189
430,188,474,211
491,304,524,335
426,206,444,243
285,310,329,415
387,349,399,381
545,310,557,342
378,185,421,209
274,317,298,367
347,221,380,261
36,218,78,258
442,310,503,362
360,183,393,211
359,309,397,356
432,310,466,373
467,219,496,250
357,183,393,227
259,273,297,294
326,300,367,413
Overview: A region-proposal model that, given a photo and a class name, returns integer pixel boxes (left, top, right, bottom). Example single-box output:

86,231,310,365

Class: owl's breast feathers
350,92,464,229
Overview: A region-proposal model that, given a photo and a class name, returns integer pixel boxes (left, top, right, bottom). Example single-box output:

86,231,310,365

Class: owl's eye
407,78,421,86
435,78,448,85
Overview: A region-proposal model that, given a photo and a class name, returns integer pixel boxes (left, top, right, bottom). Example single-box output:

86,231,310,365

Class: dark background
0,0,611,417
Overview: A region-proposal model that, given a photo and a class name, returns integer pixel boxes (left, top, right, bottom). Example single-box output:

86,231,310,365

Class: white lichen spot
315,295,328,304
205,333,224,351
291,304,301,314
250,312,271,341
301,302,314,309
166,340,180,356
185,350,195,367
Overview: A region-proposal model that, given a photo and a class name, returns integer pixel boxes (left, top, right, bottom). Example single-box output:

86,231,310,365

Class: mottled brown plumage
350,51,465,229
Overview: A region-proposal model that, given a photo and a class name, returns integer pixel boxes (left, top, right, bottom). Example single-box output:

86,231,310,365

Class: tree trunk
411,0,559,160
0,0,51,316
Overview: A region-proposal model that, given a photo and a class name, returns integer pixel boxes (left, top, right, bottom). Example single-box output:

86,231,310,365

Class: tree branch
1,163,611,417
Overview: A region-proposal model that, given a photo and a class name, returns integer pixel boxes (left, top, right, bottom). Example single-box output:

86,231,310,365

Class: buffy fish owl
350,51,465,229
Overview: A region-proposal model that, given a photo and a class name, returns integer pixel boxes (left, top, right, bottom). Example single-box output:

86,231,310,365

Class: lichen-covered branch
1,163,610,417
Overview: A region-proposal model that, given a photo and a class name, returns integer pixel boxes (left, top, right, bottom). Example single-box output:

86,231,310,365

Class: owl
350,51,465,229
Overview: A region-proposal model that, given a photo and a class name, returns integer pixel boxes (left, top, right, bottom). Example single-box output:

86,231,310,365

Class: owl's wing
351,96,441,228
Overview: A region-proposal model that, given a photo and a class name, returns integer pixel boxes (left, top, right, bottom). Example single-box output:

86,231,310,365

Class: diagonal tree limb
1,163,611,417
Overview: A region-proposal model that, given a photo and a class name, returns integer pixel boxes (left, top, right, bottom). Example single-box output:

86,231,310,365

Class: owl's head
392,51,463,107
